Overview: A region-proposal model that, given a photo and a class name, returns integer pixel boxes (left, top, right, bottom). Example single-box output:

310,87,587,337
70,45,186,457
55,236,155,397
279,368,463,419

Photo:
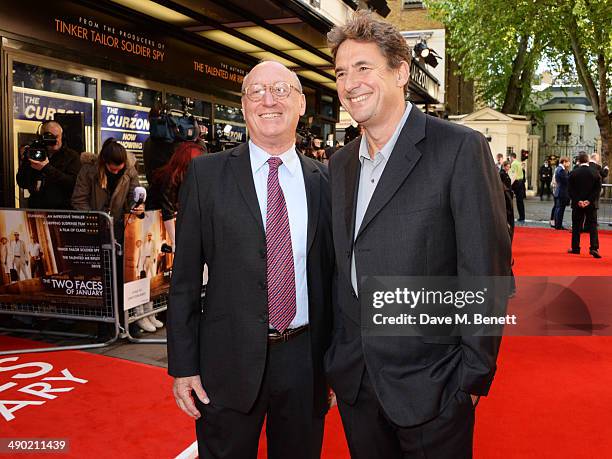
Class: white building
533,86,599,162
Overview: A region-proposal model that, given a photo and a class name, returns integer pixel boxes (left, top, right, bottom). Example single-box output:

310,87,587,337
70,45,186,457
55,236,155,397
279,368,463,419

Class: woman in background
147,141,206,252
72,138,142,235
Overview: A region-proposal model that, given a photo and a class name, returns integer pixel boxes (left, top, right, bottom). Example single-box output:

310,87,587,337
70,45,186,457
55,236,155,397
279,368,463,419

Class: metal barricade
599,184,612,226
0,209,121,354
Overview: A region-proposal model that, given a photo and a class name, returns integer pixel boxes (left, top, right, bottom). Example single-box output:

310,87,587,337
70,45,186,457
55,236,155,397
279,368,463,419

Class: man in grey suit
325,11,512,458
167,61,333,458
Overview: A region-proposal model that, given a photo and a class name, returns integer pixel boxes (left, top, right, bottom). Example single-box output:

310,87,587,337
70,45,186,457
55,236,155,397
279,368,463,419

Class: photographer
16,120,81,210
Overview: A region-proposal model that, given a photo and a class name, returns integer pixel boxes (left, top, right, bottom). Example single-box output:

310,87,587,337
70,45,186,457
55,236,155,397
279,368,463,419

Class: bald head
242,60,302,93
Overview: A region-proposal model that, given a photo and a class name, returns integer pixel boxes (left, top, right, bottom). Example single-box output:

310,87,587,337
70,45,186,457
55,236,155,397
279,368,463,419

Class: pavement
3,195,610,367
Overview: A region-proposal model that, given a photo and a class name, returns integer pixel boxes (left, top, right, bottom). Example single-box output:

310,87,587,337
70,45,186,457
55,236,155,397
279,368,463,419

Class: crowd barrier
0,208,178,353
599,184,612,226
0,209,121,354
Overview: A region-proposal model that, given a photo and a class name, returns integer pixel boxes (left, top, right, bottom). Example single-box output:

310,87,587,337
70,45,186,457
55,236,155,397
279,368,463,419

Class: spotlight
413,42,429,58
413,42,441,68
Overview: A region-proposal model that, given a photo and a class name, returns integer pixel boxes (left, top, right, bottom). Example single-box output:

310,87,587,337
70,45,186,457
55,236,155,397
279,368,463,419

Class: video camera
23,132,58,162
297,127,315,151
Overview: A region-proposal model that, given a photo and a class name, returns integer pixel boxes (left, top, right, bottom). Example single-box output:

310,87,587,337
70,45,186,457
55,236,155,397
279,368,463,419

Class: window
403,0,424,9
506,146,514,156
320,95,336,119
13,62,97,98
556,125,570,142
101,81,161,107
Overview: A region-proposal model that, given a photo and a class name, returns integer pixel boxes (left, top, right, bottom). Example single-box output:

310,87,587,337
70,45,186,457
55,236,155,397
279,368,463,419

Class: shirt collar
358,102,412,163
249,140,300,176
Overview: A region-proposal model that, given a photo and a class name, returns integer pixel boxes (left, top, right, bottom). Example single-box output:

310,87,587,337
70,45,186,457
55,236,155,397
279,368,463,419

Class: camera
23,132,57,162
297,127,315,150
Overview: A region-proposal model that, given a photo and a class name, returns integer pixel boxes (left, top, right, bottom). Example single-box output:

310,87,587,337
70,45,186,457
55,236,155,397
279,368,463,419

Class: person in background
539,159,553,200
71,138,142,236
500,161,515,239
510,152,526,222
552,157,570,230
147,141,206,251
568,152,601,258
586,152,609,231
496,153,504,171
16,120,81,210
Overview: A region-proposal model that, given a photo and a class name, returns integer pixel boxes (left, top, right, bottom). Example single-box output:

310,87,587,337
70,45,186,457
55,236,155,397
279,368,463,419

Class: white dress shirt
249,140,309,328
351,103,412,295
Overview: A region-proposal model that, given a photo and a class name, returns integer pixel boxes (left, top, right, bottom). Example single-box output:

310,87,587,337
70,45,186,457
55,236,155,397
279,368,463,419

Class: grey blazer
325,106,512,427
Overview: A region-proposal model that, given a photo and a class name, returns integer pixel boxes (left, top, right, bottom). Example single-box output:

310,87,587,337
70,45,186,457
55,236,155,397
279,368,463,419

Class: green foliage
426,0,611,113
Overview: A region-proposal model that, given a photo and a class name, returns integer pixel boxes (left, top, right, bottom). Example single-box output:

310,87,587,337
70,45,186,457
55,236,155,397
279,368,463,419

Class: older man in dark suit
167,61,333,458
325,11,511,458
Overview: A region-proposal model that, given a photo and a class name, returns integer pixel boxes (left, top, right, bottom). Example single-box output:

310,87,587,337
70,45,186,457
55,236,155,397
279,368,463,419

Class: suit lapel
343,140,361,243
229,143,265,233
355,107,427,240
298,154,321,254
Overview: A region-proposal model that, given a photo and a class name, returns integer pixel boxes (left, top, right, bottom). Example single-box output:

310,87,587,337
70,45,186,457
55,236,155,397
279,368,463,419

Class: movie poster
0,209,108,307
123,210,173,310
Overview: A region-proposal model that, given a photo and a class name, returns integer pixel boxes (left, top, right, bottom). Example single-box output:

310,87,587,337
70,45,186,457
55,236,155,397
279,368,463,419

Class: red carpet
2,227,611,458
0,336,193,459
512,226,612,275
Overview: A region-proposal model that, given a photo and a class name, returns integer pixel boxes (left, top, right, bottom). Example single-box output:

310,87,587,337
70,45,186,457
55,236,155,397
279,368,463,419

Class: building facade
1,0,347,207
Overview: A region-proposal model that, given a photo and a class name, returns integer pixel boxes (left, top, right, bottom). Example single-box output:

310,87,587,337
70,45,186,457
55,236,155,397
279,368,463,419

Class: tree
426,0,612,166
426,0,546,115
546,0,611,166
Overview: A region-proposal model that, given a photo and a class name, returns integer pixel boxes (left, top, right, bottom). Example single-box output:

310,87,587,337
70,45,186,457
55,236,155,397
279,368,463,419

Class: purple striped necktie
266,156,296,333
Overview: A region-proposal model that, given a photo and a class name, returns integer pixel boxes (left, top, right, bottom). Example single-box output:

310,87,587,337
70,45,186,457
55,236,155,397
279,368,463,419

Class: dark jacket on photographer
16,145,81,209
71,152,140,234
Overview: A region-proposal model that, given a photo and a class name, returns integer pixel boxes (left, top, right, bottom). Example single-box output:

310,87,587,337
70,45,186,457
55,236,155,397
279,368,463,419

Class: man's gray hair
41,120,63,134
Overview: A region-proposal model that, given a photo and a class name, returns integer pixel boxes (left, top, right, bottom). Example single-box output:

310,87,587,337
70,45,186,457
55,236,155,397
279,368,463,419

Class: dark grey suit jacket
167,143,334,415
325,107,512,427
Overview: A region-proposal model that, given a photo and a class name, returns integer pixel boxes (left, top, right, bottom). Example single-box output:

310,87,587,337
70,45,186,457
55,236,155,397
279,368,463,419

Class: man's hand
29,158,49,170
328,388,337,409
131,204,145,216
173,376,209,419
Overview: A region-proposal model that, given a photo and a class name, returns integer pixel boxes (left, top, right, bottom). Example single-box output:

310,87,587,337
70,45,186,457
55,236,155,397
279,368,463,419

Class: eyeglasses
242,81,300,102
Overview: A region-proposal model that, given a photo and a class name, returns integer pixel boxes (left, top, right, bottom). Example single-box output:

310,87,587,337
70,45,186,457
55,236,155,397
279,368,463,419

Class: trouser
539,180,552,198
337,370,474,459
12,257,29,280
553,197,567,229
143,257,154,277
195,331,324,459
512,180,525,220
571,206,599,251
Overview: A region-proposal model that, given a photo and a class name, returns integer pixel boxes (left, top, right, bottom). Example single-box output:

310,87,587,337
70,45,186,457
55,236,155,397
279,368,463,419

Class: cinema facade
0,0,351,207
